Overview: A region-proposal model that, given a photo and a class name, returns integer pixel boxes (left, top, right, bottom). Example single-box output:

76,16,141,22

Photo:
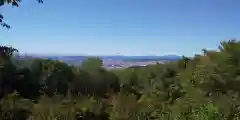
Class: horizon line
17,53,183,57
16,52,183,56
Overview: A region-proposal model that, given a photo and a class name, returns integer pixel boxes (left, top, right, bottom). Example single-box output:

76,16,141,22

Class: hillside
0,40,240,119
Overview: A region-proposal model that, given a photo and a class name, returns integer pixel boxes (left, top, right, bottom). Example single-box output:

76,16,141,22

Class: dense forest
0,39,240,120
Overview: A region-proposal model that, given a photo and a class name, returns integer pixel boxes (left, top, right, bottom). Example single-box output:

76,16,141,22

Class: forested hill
1,40,240,119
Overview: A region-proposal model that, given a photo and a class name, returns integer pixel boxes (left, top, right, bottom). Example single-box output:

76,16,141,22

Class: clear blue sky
0,0,240,56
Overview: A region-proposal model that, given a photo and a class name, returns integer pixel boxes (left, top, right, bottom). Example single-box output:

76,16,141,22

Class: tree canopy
0,40,240,119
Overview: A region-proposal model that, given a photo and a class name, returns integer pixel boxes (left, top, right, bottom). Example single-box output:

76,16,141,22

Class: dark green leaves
37,0,43,3
81,57,103,70
0,14,3,19
0,0,43,7
0,13,10,29
12,1,19,7
2,39,240,119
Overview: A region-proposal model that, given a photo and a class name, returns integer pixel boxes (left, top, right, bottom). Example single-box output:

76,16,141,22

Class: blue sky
0,0,240,56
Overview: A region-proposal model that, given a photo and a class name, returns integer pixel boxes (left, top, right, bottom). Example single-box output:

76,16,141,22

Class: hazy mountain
17,54,181,61
15,54,182,67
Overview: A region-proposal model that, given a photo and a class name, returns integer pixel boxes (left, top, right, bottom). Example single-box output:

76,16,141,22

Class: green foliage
81,57,103,70
1,39,240,119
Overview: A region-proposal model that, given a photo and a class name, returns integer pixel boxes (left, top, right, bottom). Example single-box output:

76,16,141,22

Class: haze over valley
17,54,182,69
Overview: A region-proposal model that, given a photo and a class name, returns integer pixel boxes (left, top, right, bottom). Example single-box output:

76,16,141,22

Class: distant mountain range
16,54,182,67
21,55,182,61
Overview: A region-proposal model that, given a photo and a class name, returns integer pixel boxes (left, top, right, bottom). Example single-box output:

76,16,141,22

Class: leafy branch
0,0,43,29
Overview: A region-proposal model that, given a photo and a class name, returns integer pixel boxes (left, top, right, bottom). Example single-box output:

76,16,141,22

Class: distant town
102,59,165,69
17,55,181,69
